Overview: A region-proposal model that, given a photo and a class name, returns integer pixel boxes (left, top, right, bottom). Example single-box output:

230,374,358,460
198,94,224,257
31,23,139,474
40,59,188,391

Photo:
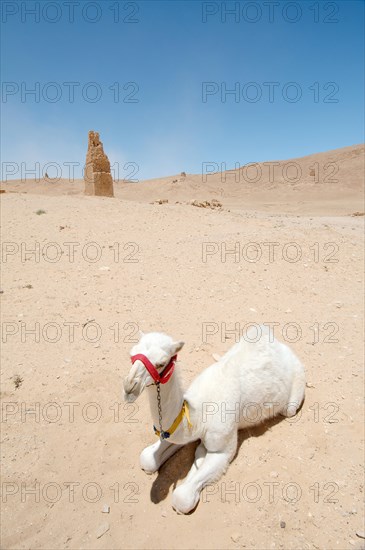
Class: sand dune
2,144,364,216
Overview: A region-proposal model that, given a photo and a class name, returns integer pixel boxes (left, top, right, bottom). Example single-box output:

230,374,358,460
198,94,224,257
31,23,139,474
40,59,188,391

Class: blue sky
1,0,364,181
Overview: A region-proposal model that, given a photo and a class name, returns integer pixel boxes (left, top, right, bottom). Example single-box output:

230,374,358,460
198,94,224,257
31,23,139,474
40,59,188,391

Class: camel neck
147,370,184,432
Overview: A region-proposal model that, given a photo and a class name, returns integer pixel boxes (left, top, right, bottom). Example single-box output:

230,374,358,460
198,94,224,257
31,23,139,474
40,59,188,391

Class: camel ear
170,340,184,355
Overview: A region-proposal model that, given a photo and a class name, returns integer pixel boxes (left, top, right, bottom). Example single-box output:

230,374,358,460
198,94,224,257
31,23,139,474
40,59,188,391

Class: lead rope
156,382,164,439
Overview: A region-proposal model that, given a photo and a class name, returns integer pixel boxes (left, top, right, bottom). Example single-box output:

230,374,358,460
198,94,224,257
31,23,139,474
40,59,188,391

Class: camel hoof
139,447,159,474
172,484,199,514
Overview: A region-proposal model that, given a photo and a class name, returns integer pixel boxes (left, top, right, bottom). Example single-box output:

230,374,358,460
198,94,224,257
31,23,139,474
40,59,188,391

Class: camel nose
123,375,141,402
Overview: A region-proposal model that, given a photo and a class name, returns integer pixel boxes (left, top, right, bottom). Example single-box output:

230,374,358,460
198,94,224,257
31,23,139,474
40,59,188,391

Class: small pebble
231,532,241,543
306,382,315,388
280,521,286,529
102,504,110,514
356,531,365,539
270,471,278,478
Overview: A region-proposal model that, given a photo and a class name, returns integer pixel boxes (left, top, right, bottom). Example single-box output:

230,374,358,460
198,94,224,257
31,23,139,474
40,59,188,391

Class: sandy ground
1,145,364,550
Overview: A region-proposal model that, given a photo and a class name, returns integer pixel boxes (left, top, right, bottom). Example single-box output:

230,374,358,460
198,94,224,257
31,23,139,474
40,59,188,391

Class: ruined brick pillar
84,131,114,197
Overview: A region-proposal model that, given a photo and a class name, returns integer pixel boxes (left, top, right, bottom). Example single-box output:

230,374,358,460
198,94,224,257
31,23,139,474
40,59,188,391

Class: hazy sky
1,0,364,181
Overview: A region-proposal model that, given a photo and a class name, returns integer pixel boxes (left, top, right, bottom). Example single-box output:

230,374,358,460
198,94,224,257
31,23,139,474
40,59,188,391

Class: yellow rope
154,400,192,438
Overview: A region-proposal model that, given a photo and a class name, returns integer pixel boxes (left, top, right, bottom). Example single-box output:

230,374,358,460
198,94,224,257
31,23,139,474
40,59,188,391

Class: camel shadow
150,440,199,503
150,410,297,504
233,414,284,461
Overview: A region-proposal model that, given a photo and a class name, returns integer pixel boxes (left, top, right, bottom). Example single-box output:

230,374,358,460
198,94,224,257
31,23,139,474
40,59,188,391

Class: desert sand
1,144,364,549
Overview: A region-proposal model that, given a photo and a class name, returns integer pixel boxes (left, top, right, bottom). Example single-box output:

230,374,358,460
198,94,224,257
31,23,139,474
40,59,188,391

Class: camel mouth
124,391,138,403
123,379,139,402
123,376,149,402
123,383,141,402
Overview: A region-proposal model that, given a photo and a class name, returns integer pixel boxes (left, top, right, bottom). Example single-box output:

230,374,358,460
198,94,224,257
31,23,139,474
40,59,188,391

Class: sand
1,144,364,549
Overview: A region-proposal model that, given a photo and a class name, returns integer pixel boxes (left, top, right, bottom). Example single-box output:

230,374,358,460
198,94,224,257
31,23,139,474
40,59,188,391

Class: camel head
123,332,184,402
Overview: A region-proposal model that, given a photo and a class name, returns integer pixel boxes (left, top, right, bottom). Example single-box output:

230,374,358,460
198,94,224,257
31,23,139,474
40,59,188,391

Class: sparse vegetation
35,209,46,215
13,375,23,389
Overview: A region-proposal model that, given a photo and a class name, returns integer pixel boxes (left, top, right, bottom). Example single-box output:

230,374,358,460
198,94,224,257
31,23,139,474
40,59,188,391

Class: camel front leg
184,442,207,483
172,449,231,514
140,439,183,474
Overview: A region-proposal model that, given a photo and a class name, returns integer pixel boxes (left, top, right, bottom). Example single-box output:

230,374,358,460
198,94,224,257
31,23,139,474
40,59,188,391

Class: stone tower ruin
84,130,114,197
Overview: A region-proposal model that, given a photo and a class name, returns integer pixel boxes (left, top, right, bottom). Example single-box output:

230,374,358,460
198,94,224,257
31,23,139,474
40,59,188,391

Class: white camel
123,325,305,514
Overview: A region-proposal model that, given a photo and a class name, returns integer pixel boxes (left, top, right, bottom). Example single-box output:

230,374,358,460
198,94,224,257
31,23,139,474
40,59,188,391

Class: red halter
130,354,177,384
